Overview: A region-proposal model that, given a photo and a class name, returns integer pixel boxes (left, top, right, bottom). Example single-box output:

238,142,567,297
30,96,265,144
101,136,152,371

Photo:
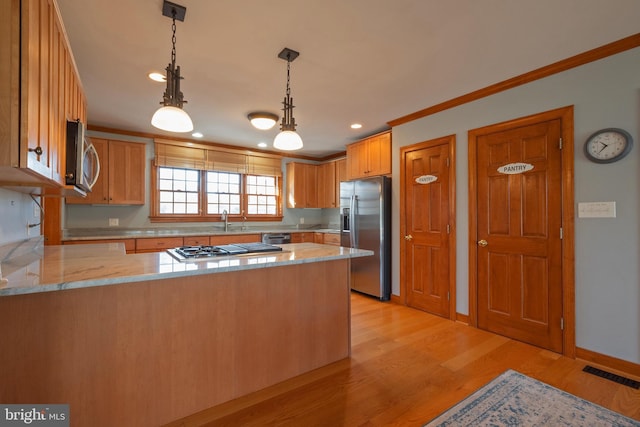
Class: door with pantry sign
472,118,563,352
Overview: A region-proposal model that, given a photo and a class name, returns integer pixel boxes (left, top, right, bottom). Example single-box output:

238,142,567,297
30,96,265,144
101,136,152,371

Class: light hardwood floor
167,293,640,426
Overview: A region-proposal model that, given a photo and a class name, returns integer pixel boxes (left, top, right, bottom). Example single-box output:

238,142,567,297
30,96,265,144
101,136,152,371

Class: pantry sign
415,175,438,184
497,162,534,175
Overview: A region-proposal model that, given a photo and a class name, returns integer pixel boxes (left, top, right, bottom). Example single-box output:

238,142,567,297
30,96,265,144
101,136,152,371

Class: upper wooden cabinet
317,161,336,208
346,131,391,180
0,0,86,193
66,138,146,205
286,162,318,208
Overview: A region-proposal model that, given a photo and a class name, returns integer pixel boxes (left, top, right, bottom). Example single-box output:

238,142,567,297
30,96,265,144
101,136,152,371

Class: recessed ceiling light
257,142,268,148
350,123,363,129
148,72,166,82
192,132,203,138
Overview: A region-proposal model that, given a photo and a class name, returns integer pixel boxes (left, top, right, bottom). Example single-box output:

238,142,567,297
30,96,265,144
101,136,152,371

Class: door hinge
446,157,450,167
447,291,450,301
559,138,563,150
560,317,564,330
560,227,563,239
446,224,450,234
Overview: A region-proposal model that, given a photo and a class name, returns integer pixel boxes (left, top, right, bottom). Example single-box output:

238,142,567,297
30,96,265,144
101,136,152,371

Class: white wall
391,47,640,363
0,189,42,246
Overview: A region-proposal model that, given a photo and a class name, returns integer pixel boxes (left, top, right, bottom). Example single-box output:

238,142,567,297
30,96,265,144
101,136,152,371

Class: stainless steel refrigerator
340,176,391,301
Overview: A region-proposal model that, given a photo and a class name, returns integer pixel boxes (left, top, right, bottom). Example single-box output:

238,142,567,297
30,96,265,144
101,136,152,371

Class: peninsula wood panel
0,259,351,427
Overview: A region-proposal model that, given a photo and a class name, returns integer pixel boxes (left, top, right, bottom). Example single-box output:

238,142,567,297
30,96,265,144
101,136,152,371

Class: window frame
149,163,283,223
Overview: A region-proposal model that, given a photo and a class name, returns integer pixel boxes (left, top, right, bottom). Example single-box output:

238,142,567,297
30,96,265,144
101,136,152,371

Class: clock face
584,128,633,163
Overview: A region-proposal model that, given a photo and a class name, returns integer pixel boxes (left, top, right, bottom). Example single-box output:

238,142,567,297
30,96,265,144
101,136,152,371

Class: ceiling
56,0,640,159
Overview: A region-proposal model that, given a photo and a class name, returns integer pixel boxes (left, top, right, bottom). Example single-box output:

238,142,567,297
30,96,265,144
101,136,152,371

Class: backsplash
0,188,41,246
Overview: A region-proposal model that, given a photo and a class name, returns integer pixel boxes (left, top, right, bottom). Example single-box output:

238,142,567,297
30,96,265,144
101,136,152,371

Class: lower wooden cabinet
291,232,315,243
135,237,184,253
209,234,261,245
63,239,136,254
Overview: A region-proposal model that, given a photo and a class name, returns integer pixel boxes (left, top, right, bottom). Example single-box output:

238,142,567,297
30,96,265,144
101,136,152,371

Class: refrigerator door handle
350,195,357,248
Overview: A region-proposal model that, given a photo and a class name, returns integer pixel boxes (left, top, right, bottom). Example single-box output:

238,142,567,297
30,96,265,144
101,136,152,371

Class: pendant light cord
171,11,177,64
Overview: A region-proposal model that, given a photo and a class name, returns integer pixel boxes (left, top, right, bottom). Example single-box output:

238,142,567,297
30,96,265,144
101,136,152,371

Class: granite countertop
0,238,370,297
62,227,342,241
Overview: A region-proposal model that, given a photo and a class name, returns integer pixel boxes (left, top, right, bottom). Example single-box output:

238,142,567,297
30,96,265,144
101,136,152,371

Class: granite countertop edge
0,242,372,297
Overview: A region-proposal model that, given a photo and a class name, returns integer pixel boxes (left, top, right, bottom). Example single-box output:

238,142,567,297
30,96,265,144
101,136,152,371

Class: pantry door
469,107,574,354
400,136,456,319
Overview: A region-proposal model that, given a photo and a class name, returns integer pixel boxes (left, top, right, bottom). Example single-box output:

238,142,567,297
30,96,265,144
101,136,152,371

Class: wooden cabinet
210,234,261,245
63,238,136,254
317,161,336,208
346,131,391,180
291,232,315,243
135,237,184,253
286,162,318,208
0,0,86,193
66,138,146,205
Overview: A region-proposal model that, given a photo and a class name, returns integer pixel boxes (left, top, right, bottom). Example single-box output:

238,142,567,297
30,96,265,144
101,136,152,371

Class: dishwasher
261,233,291,244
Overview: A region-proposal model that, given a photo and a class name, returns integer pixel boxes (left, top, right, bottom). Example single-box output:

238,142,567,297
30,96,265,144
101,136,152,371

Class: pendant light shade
152,1,193,133
152,105,194,132
273,48,303,151
273,130,303,151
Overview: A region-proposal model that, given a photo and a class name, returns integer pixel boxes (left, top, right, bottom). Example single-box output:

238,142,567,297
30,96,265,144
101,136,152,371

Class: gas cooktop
167,242,283,262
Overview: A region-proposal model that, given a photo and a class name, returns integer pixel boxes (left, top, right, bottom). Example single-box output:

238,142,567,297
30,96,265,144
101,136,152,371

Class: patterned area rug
426,369,640,426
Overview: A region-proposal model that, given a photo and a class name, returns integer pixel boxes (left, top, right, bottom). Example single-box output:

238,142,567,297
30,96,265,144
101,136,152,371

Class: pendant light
273,48,303,151
151,1,193,133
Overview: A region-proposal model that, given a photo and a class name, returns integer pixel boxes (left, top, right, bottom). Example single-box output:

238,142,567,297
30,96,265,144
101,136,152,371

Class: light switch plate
578,201,616,218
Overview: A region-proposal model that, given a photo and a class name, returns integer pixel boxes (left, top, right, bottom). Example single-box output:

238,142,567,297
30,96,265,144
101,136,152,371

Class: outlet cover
299,217,305,224
33,204,40,218
109,218,119,226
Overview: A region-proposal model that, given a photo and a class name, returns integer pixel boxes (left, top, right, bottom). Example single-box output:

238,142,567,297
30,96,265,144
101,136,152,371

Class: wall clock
584,128,633,163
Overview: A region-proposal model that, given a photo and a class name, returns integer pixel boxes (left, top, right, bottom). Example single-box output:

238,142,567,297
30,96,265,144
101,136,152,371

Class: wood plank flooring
166,293,640,426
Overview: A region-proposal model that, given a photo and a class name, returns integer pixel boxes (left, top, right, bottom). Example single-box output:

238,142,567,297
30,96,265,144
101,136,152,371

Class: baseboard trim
455,312,469,324
576,347,640,378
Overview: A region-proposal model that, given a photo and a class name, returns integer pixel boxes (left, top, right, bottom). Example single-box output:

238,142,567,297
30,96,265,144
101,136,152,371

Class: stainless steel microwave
65,119,100,193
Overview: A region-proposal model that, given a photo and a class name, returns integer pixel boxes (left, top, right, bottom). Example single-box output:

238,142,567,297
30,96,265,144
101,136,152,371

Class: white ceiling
56,0,640,159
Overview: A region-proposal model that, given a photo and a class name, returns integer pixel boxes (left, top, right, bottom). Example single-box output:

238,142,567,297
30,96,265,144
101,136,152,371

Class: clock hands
597,140,609,154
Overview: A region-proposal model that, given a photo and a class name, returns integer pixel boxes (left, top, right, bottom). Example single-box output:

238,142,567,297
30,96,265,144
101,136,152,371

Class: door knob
478,239,488,247
404,234,413,241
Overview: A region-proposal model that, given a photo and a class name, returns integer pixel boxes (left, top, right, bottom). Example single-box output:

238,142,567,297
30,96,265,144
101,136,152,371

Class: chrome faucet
222,209,229,232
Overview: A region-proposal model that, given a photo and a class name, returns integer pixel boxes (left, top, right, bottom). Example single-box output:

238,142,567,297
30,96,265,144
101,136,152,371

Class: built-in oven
65,119,100,193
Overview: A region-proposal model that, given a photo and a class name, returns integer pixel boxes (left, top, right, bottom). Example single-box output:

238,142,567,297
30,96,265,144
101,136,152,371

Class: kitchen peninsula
0,239,372,427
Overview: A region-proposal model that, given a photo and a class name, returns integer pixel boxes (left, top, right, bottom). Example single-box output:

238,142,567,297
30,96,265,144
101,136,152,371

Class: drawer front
135,237,184,252
183,236,211,246
210,234,261,245
323,233,341,246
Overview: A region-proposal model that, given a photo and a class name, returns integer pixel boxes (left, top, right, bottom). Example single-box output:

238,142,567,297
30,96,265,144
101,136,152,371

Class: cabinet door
367,132,391,176
317,162,336,208
303,163,318,207
346,141,367,180
286,162,318,208
335,159,347,206
210,234,261,245
108,140,145,204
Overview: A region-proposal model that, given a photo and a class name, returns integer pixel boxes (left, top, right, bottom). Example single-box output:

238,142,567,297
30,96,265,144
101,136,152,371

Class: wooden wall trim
388,33,640,127
576,347,640,378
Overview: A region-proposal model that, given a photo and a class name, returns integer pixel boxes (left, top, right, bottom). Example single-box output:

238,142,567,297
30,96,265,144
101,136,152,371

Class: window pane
205,171,241,215
246,174,279,217
156,167,199,215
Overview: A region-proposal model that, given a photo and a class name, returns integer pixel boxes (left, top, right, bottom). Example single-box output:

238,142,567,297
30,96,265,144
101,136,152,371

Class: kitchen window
151,140,283,223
